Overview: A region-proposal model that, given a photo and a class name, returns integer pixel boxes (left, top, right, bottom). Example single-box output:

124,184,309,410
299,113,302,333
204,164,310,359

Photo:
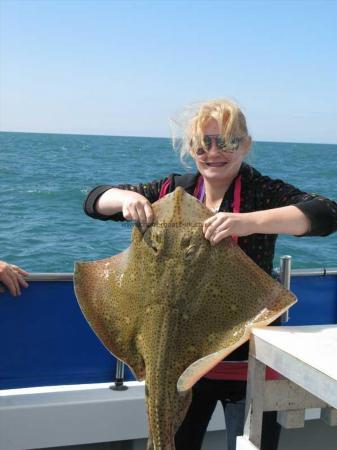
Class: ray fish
74,187,296,450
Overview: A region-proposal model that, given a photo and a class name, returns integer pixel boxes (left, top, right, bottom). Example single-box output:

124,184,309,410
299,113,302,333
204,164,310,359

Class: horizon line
1,129,336,146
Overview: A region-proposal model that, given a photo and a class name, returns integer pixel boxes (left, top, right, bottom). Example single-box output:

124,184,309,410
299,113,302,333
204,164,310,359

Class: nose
208,137,221,154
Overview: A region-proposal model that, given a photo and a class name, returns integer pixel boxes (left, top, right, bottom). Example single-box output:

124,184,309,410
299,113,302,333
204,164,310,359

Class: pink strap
193,175,205,200
159,178,171,199
233,175,242,214
231,175,242,243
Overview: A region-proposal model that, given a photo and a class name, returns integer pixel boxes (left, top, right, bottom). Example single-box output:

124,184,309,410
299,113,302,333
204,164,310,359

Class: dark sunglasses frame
197,135,243,155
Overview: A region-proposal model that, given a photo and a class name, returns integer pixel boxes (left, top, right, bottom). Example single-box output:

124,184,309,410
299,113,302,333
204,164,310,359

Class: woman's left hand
203,212,256,245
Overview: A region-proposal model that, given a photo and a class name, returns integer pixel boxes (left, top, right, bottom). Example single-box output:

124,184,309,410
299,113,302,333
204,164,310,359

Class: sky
1,0,337,143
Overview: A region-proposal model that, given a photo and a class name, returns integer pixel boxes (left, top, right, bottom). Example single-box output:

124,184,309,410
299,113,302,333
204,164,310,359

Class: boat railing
23,267,337,282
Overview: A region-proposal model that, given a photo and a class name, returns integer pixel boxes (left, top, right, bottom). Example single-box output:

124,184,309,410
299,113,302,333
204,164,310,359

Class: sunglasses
193,135,244,156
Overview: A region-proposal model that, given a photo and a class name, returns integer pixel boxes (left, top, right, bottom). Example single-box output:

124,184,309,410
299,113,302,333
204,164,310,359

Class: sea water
0,131,336,272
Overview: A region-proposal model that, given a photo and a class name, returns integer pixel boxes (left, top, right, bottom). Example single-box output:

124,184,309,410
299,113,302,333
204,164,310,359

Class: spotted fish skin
74,187,296,450
142,308,192,450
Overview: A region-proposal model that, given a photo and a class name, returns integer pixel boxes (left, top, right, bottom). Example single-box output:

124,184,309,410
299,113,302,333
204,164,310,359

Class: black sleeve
254,174,337,237
83,176,175,221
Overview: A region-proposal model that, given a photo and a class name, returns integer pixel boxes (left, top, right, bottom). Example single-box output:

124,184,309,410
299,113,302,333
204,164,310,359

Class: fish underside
74,187,296,450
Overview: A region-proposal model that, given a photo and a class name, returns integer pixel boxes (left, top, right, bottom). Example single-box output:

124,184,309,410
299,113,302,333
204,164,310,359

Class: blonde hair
172,98,249,164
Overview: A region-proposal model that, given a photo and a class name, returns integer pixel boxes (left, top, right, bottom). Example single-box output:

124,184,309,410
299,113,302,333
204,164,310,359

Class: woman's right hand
95,188,154,230
122,191,154,230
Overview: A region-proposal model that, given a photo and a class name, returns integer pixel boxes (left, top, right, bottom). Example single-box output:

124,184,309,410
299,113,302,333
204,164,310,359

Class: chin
202,167,230,180
198,162,240,183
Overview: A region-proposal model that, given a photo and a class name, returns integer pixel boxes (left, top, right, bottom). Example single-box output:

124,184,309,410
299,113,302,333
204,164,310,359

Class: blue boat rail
1,258,337,390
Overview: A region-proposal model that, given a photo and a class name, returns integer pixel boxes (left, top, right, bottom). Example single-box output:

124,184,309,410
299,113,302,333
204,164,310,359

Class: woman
84,99,337,450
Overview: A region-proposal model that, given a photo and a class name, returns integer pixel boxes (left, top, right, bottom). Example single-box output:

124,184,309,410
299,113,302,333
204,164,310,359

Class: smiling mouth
205,162,227,167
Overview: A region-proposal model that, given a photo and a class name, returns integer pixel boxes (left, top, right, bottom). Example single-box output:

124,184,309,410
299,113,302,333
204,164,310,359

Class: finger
17,274,29,289
214,221,233,234
144,203,154,227
135,205,148,231
122,206,133,221
203,216,216,233
11,272,21,296
124,205,139,222
2,272,18,296
204,225,219,242
203,217,217,235
204,217,226,240
203,216,216,226
211,229,231,245
11,265,29,276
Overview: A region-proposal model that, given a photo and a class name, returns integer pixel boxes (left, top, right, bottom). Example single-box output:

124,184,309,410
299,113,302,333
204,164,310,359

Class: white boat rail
25,267,337,281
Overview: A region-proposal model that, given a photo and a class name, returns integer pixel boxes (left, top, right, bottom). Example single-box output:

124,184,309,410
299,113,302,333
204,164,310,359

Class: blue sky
1,0,336,143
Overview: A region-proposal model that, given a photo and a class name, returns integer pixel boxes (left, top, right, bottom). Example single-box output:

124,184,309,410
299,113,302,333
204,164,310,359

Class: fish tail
145,381,176,450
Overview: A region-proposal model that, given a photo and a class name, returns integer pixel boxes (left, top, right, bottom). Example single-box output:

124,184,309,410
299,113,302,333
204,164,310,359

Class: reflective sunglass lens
203,136,212,149
194,135,243,155
196,148,206,156
230,137,240,146
215,137,226,149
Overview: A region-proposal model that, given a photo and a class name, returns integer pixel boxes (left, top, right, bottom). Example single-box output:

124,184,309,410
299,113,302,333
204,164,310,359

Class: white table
237,325,337,450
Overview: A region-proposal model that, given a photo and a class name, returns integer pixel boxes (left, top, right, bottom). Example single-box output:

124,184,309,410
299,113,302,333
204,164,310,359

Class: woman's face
193,119,250,185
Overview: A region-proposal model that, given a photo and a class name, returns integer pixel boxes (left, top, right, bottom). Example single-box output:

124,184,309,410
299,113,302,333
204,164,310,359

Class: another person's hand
203,212,256,245
0,261,29,296
122,192,154,230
